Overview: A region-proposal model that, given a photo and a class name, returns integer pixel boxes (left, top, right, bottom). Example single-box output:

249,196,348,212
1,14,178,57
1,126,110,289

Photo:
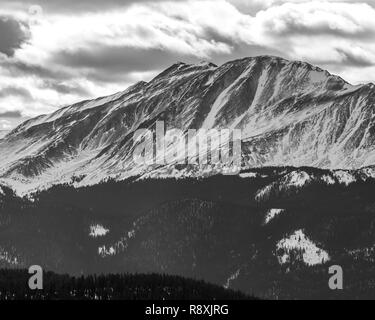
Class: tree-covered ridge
1,167,375,299
0,269,254,300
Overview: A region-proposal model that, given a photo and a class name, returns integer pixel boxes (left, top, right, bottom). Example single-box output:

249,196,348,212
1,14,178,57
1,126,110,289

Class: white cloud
0,0,375,127
0,119,12,130
247,1,375,82
17,1,375,72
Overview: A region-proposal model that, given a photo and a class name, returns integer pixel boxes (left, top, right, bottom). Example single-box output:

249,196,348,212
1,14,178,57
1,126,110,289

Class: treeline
0,269,254,300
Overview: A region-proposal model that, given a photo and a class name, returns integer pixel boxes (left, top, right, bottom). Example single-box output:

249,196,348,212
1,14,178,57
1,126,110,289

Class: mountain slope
1,56,375,193
1,169,375,299
0,270,252,300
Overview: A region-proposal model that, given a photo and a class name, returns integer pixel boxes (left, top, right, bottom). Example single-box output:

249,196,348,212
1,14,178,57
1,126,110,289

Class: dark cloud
264,18,375,40
202,27,237,48
335,48,374,67
4,0,180,14
0,16,30,57
0,110,23,118
54,45,199,83
0,57,72,80
202,26,284,65
0,86,33,100
55,46,197,72
211,43,284,66
226,0,266,15
53,35,283,84
40,80,91,96
307,48,375,69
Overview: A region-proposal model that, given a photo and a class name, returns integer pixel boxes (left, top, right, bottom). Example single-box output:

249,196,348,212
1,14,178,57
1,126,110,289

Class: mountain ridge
8,55,372,133
1,55,375,193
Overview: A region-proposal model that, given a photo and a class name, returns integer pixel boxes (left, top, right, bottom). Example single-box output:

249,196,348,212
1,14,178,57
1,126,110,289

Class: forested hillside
1,167,375,299
0,269,252,300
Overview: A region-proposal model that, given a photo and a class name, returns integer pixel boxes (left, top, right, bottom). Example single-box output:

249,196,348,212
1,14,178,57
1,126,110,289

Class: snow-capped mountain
1,55,375,193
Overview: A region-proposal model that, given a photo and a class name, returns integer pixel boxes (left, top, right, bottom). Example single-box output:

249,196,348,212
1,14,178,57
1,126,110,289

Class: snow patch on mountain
321,175,335,185
359,167,375,180
98,245,116,257
347,245,375,263
255,184,274,202
276,230,330,266
128,229,136,239
255,170,312,202
224,269,241,289
239,172,258,179
264,209,285,224
0,247,19,266
89,225,110,238
97,224,139,258
286,171,312,188
333,170,357,186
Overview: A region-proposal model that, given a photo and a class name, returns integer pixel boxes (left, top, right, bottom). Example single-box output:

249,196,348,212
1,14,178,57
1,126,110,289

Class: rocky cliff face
0,56,374,193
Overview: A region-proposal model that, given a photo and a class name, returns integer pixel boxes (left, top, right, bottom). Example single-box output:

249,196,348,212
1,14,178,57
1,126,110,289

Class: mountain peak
1,55,375,193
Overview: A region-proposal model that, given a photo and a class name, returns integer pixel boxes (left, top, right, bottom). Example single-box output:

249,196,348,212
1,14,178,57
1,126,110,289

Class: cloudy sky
0,0,375,130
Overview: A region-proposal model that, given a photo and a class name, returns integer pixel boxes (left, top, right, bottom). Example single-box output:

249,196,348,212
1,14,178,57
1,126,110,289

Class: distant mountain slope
1,56,375,193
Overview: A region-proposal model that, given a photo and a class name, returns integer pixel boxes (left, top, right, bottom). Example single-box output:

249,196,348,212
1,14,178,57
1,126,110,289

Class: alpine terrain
0,56,375,300
0,55,375,193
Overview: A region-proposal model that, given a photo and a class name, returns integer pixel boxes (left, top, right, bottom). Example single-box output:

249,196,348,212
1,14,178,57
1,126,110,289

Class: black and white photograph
0,0,375,307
